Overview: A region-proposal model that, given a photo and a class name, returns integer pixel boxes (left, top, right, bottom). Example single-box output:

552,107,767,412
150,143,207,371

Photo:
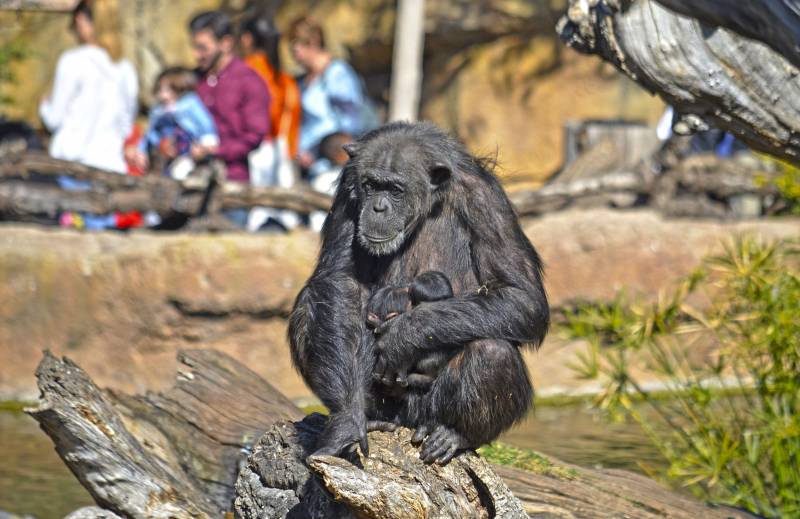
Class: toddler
129,67,218,179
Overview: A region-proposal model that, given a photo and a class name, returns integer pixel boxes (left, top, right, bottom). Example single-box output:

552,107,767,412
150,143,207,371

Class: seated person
129,66,219,179
367,271,460,390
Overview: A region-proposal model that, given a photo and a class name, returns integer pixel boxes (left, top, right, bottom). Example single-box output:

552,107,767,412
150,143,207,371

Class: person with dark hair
287,16,378,169
189,10,271,227
131,66,219,179
40,0,137,173
240,15,301,160
239,15,302,232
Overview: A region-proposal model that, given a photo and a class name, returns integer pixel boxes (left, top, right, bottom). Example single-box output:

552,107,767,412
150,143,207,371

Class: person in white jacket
39,0,137,174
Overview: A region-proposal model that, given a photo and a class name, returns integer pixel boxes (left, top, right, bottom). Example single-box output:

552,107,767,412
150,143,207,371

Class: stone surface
1,211,798,403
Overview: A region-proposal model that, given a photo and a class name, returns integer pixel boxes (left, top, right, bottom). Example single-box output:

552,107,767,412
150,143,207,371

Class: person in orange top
240,15,300,159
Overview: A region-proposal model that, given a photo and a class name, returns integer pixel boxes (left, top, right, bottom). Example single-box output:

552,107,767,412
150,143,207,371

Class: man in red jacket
189,10,271,226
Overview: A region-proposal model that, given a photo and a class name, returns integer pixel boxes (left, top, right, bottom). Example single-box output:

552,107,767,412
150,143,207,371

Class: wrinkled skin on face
346,140,450,257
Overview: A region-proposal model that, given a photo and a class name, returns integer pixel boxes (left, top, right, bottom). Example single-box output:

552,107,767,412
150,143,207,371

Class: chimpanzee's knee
426,340,532,446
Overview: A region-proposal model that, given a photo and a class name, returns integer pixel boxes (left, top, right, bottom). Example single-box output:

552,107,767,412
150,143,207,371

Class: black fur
288,121,549,463
367,271,456,391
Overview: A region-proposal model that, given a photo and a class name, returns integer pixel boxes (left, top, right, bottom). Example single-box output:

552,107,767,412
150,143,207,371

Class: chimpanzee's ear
342,143,360,159
429,163,451,190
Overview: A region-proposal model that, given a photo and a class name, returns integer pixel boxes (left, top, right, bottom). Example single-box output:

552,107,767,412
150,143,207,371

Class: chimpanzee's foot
411,423,432,445
367,420,398,432
311,410,369,458
417,424,471,465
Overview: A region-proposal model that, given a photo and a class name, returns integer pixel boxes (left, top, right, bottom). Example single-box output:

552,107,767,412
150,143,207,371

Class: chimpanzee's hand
373,313,424,387
311,408,369,458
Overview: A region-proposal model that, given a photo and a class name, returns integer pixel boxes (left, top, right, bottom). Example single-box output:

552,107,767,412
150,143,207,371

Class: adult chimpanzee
289,121,549,464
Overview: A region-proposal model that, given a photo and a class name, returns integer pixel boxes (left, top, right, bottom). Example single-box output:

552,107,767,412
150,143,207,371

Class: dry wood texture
27,350,757,518
0,151,332,217
557,0,800,164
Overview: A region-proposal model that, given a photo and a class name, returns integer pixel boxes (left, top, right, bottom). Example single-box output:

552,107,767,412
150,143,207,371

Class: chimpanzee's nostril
373,198,388,212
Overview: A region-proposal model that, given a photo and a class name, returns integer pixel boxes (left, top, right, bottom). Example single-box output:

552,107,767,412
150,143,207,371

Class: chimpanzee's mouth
363,234,397,243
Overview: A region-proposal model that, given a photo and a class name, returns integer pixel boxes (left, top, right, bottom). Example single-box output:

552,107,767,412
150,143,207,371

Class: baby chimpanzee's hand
372,314,423,387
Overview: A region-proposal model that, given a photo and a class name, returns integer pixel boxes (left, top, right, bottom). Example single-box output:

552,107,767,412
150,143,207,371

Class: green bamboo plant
560,237,800,517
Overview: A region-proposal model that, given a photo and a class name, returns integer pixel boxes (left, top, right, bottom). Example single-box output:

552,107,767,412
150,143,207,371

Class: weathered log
557,0,800,164
61,508,123,519
510,171,645,216
26,350,302,518
236,414,759,519
654,0,800,69
0,151,333,216
28,349,758,518
234,414,528,519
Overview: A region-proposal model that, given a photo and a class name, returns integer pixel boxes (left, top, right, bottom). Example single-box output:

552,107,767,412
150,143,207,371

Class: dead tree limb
0,151,333,216
557,0,800,164
27,350,757,518
26,350,302,518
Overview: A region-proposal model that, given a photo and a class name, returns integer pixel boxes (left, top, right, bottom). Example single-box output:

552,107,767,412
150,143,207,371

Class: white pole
388,0,425,122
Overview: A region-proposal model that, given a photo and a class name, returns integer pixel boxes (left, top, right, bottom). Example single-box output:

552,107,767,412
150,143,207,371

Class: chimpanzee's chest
373,216,478,295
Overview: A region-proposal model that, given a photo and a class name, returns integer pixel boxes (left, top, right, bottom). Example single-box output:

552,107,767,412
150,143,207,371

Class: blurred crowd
37,2,379,232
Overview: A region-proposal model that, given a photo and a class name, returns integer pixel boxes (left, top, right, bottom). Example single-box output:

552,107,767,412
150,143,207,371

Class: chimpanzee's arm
288,171,372,455
374,174,549,372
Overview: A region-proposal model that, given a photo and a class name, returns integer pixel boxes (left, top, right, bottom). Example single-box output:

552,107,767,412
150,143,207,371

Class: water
0,403,664,518
501,402,666,473
0,412,92,519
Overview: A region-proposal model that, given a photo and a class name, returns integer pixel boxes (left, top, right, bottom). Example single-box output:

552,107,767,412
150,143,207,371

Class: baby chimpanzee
367,271,458,390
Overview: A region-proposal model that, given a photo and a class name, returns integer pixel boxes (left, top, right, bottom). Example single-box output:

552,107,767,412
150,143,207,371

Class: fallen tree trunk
27,350,302,517
0,151,332,216
557,0,800,164
27,350,757,518
510,154,779,217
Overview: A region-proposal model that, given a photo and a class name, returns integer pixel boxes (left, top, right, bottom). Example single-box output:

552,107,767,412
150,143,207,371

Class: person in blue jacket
287,16,378,170
131,66,219,179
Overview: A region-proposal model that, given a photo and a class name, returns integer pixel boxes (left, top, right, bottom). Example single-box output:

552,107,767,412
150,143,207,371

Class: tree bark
557,0,800,164
27,350,757,518
26,350,302,518
0,151,332,217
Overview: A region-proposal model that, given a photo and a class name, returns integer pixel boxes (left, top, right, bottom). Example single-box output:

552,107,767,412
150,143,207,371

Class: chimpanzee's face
349,139,450,257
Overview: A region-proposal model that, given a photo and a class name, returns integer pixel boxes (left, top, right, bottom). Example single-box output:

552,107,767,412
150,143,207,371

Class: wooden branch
557,0,800,164
27,352,217,518
27,350,302,518
235,414,528,519
221,183,332,213
654,0,800,69
28,350,757,518
0,151,333,215
509,171,645,216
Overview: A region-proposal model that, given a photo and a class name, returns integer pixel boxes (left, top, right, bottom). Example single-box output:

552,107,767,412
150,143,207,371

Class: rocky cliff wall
2,210,797,403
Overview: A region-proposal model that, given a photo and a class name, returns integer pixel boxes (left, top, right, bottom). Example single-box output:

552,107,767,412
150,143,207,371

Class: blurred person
288,16,377,169
240,15,301,160
39,0,138,174
40,0,140,231
130,66,219,180
307,131,352,231
189,10,271,227
239,15,301,232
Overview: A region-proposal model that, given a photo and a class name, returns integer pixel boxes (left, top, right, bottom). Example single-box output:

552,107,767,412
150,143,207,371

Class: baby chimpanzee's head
408,271,453,306
366,271,453,331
